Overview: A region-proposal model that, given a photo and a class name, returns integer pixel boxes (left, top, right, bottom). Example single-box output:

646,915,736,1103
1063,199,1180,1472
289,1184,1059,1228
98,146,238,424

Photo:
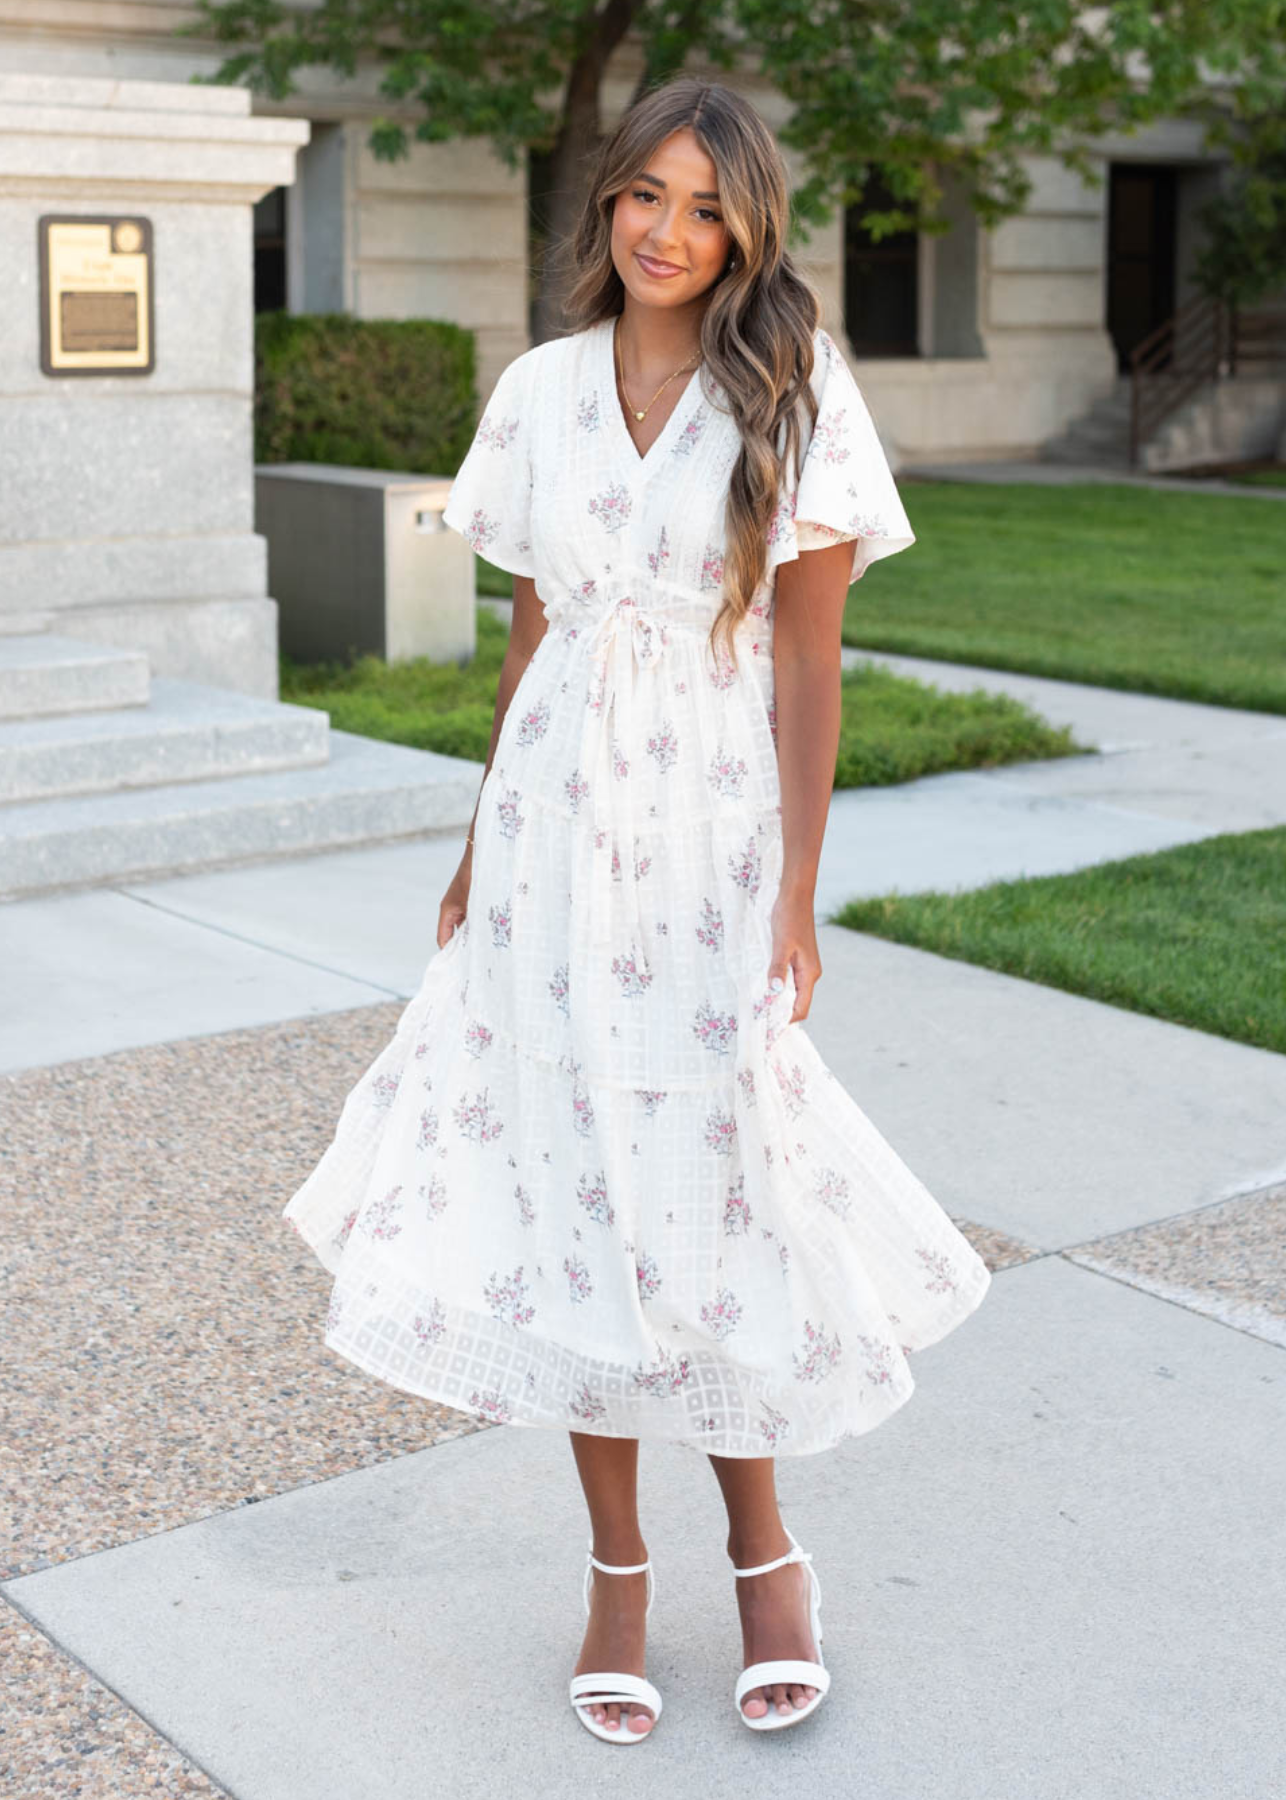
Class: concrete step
0,633,150,720
0,677,332,803
0,728,481,899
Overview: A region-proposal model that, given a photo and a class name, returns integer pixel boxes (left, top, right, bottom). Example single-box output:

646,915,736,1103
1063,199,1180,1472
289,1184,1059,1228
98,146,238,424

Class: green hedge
254,312,480,472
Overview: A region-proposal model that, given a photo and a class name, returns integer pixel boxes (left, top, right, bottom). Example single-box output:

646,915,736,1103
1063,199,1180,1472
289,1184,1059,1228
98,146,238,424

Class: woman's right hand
437,850,472,949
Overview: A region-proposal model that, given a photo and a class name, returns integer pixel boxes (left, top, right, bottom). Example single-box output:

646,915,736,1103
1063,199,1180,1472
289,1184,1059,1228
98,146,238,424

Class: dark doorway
843,174,919,357
254,187,288,314
1106,164,1177,371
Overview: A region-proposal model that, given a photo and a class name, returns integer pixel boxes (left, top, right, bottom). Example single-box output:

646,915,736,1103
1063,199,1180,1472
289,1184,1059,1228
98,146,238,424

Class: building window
254,187,288,314
844,175,919,357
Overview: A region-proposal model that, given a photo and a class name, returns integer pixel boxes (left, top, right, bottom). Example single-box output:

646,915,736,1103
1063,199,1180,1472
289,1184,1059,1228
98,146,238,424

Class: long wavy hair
560,78,823,672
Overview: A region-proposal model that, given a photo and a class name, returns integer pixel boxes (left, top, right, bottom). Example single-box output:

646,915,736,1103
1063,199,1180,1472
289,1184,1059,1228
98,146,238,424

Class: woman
283,76,990,1743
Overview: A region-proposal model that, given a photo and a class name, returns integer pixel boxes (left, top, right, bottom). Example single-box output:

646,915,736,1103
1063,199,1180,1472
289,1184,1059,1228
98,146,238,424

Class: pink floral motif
727,836,762,896
635,1250,663,1299
673,410,707,456
809,408,853,466
515,1181,535,1226
647,525,671,576
463,1020,493,1059
577,393,601,433
477,411,519,451
707,745,748,800
462,508,500,553
704,1105,738,1155
331,1207,359,1252
417,1109,439,1151
645,723,679,772
467,1387,514,1423
412,1299,447,1345
700,1285,743,1340
693,1000,737,1056
569,1380,608,1423
633,842,653,880
488,898,512,947
484,1263,536,1327
549,963,570,1018
567,1058,595,1137
588,482,633,534
916,1246,961,1294
709,641,738,688
757,1401,792,1449
793,1319,843,1383
515,697,550,744
565,1253,594,1304
723,1173,752,1235
737,1067,757,1107
635,1089,668,1115
360,1185,404,1242
612,949,653,998
453,1087,504,1144
856,1333,897,1387
696,896,724,952
577,1170,614,1227
699,545,725,591
812,1167,852,1217
370,1071,400,1108
774,1059,808,1118
495,785,525,839
565,768,590,813
632,1344,692,1397
612,739,630,780
765,494,795,549
420,1175,448,1220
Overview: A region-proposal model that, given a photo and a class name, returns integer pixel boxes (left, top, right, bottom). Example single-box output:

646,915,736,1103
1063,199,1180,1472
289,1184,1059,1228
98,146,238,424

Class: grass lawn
845,481,1286,713
832,826,1286,1055
1225,467,1286,489
280,605,1085,787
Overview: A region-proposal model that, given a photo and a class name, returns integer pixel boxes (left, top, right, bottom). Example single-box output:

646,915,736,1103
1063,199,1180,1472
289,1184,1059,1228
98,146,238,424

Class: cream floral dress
282,317,991,1457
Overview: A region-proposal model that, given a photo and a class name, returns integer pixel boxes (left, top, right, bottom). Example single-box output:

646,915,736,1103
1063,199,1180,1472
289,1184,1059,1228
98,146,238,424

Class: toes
628,1708,654,1733
742,1693,768,1718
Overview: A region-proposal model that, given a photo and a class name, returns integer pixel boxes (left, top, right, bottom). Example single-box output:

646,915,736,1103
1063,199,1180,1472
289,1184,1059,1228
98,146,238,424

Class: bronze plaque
39,215,154,376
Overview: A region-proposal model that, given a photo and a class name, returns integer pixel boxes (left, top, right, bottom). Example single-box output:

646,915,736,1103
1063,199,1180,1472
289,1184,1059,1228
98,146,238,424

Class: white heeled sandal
732,1523,830,1730
569,1534,663,1743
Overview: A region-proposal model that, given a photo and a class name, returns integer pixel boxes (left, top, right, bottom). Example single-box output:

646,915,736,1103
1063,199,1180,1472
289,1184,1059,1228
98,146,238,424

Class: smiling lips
637,253,685,277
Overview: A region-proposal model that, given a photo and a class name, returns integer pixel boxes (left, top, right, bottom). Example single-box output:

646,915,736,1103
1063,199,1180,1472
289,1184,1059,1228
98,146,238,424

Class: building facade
0,0,1270,461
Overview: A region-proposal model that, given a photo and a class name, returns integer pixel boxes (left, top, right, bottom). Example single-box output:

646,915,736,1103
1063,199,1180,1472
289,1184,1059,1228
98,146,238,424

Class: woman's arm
765,538,858,1021
436,575,549,947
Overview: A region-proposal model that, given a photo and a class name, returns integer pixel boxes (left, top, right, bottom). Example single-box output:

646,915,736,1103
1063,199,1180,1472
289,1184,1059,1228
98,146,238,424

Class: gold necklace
614,319,700,423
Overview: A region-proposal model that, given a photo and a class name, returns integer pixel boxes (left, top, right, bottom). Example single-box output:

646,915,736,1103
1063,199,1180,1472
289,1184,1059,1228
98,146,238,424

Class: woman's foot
729,1533,821,1721
572,1548,656,1736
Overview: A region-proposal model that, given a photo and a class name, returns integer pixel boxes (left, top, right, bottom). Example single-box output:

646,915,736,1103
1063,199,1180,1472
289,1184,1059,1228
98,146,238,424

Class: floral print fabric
282,318,990,1457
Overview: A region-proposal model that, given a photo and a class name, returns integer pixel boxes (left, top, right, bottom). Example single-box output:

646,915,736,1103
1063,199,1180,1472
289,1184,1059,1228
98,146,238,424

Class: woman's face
610,127,734,311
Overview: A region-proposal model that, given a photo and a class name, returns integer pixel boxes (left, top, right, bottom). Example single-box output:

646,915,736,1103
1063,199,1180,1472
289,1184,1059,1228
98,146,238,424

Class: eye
632,187,659,204
695,207,722,224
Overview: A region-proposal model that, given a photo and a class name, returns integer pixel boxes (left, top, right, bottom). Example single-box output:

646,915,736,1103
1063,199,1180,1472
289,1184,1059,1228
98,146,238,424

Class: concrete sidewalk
3,650,1284,1798
898,456,1286,498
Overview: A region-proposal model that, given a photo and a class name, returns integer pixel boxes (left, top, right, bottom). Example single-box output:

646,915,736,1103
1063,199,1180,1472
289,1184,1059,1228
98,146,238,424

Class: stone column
0,73,309,697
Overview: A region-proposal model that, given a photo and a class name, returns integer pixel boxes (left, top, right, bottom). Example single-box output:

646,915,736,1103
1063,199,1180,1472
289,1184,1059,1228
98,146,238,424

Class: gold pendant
635,410,645,421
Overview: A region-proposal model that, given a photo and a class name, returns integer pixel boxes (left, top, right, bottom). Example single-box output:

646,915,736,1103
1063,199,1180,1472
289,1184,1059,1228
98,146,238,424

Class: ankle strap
732,1545,811,1578
586,1537,650,1575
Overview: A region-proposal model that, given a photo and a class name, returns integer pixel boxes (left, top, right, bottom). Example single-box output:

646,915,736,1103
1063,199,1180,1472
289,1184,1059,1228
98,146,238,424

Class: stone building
3,1,1280,465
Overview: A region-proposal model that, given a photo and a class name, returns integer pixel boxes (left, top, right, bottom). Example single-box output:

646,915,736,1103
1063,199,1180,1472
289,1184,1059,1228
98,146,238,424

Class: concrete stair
1040,377,1134,467
0,633,480,899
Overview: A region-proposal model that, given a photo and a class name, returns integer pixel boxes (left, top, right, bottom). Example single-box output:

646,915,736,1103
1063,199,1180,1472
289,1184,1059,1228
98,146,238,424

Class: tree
176,0,1285,341
1190,51,1286,306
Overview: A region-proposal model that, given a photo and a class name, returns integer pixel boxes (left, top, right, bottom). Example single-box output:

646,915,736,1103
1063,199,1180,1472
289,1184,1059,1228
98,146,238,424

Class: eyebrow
636,170,721,202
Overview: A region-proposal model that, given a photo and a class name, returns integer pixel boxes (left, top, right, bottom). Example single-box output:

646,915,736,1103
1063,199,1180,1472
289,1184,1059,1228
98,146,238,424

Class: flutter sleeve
787,328,916,581
442,351,537,578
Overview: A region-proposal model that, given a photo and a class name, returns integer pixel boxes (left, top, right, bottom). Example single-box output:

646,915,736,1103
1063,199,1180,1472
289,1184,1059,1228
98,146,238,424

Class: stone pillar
0,74,309,697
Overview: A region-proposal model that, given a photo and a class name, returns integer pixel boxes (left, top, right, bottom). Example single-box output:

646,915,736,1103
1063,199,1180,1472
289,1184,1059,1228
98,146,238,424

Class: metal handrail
1127,298,1286,464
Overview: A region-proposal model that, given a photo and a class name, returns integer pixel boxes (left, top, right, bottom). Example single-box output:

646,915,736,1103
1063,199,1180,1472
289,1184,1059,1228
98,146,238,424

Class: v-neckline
599,316,703,473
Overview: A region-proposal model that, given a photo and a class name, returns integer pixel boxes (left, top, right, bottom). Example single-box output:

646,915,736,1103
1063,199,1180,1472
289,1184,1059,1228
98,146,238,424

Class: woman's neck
615,297,707,377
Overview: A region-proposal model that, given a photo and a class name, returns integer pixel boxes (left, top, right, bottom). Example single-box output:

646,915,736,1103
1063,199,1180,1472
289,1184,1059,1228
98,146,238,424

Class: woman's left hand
766,884,822,1024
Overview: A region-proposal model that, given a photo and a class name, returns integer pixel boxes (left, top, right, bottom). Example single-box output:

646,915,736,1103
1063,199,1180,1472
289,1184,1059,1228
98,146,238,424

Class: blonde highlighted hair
559,77,824,671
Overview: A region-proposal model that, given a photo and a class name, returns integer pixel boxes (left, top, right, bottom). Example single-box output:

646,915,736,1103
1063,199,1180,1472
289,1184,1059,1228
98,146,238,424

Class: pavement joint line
114,885,413,1001
1051,1170,1286,1256
0,1591,241,1800
1051,1251,1286,1350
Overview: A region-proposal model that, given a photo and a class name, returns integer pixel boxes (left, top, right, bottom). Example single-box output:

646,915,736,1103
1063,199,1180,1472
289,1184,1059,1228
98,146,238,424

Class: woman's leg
568,1432,656,1734
708,1453,821,1721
